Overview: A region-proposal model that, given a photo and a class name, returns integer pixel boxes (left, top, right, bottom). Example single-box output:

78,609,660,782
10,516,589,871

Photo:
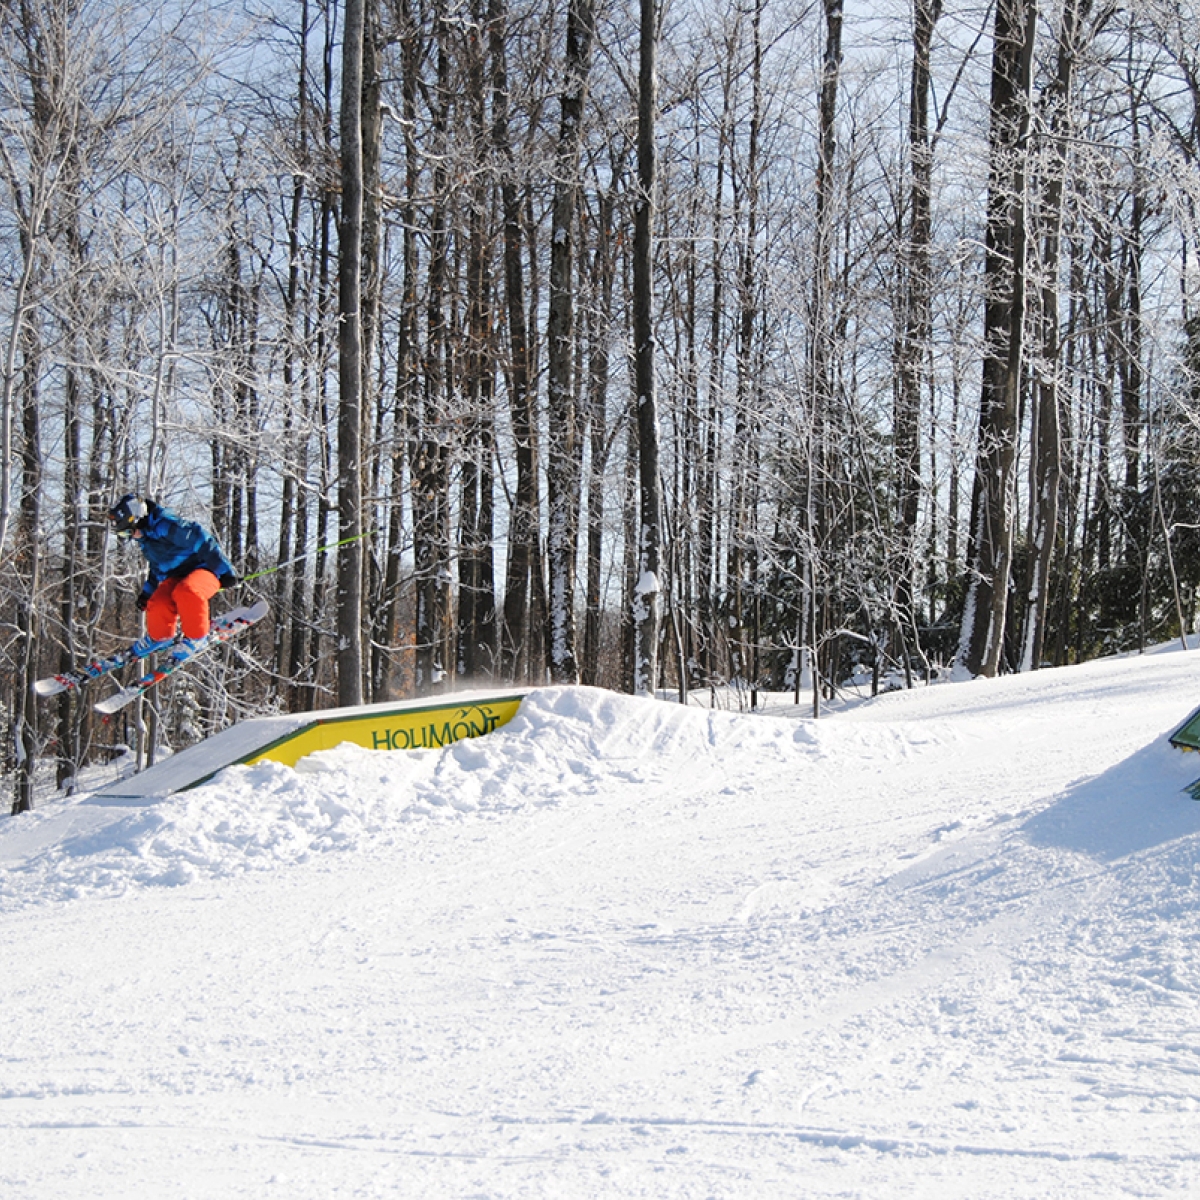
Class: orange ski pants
144,569,220,641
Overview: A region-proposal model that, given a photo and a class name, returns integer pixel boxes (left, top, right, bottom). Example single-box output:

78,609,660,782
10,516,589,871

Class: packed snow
4,648,1200,1197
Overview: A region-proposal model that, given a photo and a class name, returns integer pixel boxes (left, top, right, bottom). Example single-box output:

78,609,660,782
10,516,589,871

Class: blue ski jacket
136,501,236,603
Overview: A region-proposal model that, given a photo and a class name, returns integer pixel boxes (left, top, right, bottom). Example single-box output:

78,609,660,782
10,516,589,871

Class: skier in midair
106,494,238,662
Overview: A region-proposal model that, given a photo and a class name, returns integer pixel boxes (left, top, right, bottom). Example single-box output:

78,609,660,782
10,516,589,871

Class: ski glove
136,588,151,612
218,571,238,590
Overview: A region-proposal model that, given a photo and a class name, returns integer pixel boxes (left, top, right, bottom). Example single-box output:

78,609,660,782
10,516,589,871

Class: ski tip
33,678,67,697
94,689,137,716
216,598,268,628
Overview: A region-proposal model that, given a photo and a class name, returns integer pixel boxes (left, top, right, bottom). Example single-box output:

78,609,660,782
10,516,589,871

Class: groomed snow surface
4,649,1200,1198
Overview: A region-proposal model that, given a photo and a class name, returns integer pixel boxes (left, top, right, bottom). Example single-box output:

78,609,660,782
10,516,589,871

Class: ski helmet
107,493,148,538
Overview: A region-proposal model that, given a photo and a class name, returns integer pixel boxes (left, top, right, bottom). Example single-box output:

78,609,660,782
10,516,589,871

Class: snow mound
6,670,1200,914
0,687,825,905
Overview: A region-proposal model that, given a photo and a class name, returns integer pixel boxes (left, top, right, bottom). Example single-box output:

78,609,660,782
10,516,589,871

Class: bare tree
631,0,661,696
337,0,367,706
958,0,1037,677
546,0,596,684
1019,0,1095,670
892,0,942,665
491,0,544,683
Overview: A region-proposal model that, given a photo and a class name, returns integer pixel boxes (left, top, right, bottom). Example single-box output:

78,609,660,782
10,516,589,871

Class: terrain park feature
1168,704,1200,799
88,690,530,804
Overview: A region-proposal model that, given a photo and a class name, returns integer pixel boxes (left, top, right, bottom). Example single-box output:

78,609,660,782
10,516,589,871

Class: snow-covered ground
4,648,1200,1198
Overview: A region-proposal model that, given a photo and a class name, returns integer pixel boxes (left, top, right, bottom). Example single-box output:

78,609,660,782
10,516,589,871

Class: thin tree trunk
13,312,42,813
893,0,941,649
583,167,620,686
412,7,453,693
631,0,661,695
360,0,384,698
379,0,422,699
337,0,366,706
276,0,310,698
699,63,733,688
1020,0,1090,670
545,0,595,684
806,0,843,714
458,0,497,683
490,0,539,682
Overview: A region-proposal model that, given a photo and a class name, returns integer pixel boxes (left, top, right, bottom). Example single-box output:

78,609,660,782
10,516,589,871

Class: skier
106,494,238,661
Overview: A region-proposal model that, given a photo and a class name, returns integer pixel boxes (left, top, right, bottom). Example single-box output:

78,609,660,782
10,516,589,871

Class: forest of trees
3,0,1200,812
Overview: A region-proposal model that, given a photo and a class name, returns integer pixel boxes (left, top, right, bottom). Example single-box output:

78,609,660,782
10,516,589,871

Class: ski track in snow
3,656,1200,1196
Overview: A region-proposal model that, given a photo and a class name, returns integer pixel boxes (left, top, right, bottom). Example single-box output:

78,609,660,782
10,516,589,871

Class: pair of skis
33,600,268,714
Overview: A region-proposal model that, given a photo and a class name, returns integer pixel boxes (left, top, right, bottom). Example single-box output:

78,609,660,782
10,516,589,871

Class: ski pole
241,530,374,583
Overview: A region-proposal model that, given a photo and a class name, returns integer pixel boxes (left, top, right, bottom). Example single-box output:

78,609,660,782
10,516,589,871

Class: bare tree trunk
545,0,595,684
491,0,539,682
0,216,38,561
1020,0,1091,670
675,124,701,699
583,164,620,686
631,0,661,696
275,0,311,699
726,0,764,696
958,0,1037,677
4,0,58,809
293,120,337,709
13,310,42,813
412,6,453,694
378,0,422,700
56,142,89,792
359,0,384,698
337,0,366,706
893,0,941,649
806,0,843,715
698,63,733,689
457,0,498,684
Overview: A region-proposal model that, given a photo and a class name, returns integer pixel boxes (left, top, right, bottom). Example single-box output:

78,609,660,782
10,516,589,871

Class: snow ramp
87,690,529,805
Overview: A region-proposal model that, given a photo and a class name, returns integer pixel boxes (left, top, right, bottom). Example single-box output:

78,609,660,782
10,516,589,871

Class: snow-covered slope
3,650,1200,1197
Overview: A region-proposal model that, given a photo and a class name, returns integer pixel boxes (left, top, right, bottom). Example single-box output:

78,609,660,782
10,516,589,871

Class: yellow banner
245,694,526,769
